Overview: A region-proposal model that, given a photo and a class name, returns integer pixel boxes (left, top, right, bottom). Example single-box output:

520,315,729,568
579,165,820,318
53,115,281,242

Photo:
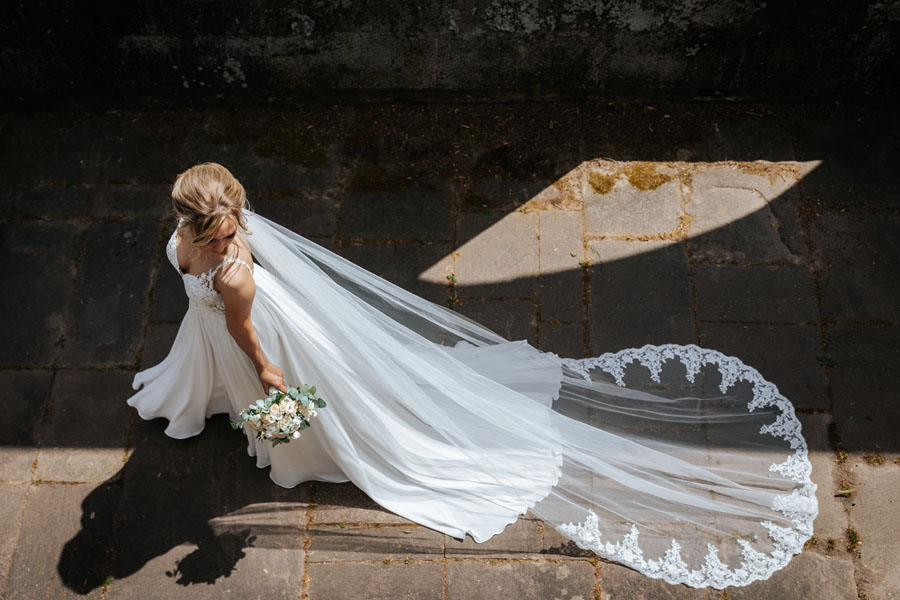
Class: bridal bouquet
230,383,327,447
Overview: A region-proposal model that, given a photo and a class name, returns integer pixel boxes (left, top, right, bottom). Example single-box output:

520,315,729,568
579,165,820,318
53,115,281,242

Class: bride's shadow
59,413,320,592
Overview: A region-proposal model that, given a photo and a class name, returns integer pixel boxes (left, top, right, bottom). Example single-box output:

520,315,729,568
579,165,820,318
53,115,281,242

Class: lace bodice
165,223,254,315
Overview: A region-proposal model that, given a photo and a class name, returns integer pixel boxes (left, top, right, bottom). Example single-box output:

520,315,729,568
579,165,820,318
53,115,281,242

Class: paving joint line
793,135,870,598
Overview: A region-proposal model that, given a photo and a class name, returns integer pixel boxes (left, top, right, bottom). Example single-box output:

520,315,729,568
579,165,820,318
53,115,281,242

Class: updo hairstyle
171,162,252,249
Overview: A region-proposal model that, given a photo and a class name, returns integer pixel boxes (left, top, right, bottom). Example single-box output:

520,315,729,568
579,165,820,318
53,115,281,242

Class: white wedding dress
127,209,817,589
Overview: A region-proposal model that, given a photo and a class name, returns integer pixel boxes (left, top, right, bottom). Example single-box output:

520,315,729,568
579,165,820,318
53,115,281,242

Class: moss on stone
735,161,799,183
846,527,860,553
623,162,673,191
587,171,618,194
863,452,886,466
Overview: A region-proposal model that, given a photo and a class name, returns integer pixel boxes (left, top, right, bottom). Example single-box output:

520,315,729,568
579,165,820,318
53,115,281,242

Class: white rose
283,400,296,414
269,404,283,418
265,414,278,424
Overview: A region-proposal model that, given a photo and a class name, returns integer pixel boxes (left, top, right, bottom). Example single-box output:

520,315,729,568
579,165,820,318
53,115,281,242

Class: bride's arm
218,265,287,394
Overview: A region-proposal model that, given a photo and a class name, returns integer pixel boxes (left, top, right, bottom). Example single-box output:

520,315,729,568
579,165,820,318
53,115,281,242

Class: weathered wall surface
2,0,898,107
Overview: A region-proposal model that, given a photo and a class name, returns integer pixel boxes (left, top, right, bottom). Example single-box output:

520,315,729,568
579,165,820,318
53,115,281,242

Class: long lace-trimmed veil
241,208,816,589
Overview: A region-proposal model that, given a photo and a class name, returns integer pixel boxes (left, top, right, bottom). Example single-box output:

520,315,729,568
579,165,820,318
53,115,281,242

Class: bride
127,162,817,589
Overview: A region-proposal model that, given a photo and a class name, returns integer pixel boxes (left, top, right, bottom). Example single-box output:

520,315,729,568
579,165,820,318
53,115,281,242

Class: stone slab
89,183,172,220
0,369,52,481
455,211,539,298
313,482,415,526
542,526,600,560
186,110,344,191
693,115,797,162
463,142,575,213
452,298,537,347
723,551,857,599
0,221,82,365
337,242,454,305
208,416,313,514
139,322,180,370
340,186,454,241
446,560,595,600
588,240,694,352
688,168,803,264
698,323,827,411
110,415,306,585
33,448,125,485
692,165,797,203
693,264,817,323
540,268,585,324
36,370,134,448
251,187,337,238
445,517,543,558
107,542,304,599
0,483,29,590
851,464,900,600
798,414,850,542
148,256,189,323
0,448,36,484
33,370,134,483
465,176,562,214
812,210,900,322
308,562,443,600
540,211,583,273
539,322,584,359
539,210,585,323
800,155,900,209
3,183,91,219
0,111,186,184
60,221,159,367
110,426,308,595
794,109,900,209
599,562,717,599
206,502,306,549
585,168,683,237
828,325,900,453
6,482,119,599
308,524,443,562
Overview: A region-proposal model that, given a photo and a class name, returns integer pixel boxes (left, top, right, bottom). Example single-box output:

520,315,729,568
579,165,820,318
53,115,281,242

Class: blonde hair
171,162,252,248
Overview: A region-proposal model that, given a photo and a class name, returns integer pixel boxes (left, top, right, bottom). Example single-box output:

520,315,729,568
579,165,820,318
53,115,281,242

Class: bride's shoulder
214,256,255,301
216,240,255,287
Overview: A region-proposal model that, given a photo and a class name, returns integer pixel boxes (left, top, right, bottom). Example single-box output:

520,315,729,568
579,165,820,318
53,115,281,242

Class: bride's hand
257,362,287,395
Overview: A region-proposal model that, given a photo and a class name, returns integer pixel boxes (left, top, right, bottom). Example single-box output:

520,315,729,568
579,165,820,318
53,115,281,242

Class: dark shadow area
56,410,422,593
58,414,310,593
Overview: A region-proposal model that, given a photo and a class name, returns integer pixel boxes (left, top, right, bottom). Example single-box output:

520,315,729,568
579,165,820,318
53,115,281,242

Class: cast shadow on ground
58,414,309,592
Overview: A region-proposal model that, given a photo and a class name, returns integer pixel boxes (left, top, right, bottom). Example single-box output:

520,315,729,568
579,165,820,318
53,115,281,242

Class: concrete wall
2,0,898,108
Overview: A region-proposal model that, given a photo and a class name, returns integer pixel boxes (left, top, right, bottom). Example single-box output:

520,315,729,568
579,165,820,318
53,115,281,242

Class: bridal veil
232,208,816,588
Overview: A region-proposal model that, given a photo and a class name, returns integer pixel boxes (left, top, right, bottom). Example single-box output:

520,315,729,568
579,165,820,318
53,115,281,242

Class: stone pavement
1,100,898,599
